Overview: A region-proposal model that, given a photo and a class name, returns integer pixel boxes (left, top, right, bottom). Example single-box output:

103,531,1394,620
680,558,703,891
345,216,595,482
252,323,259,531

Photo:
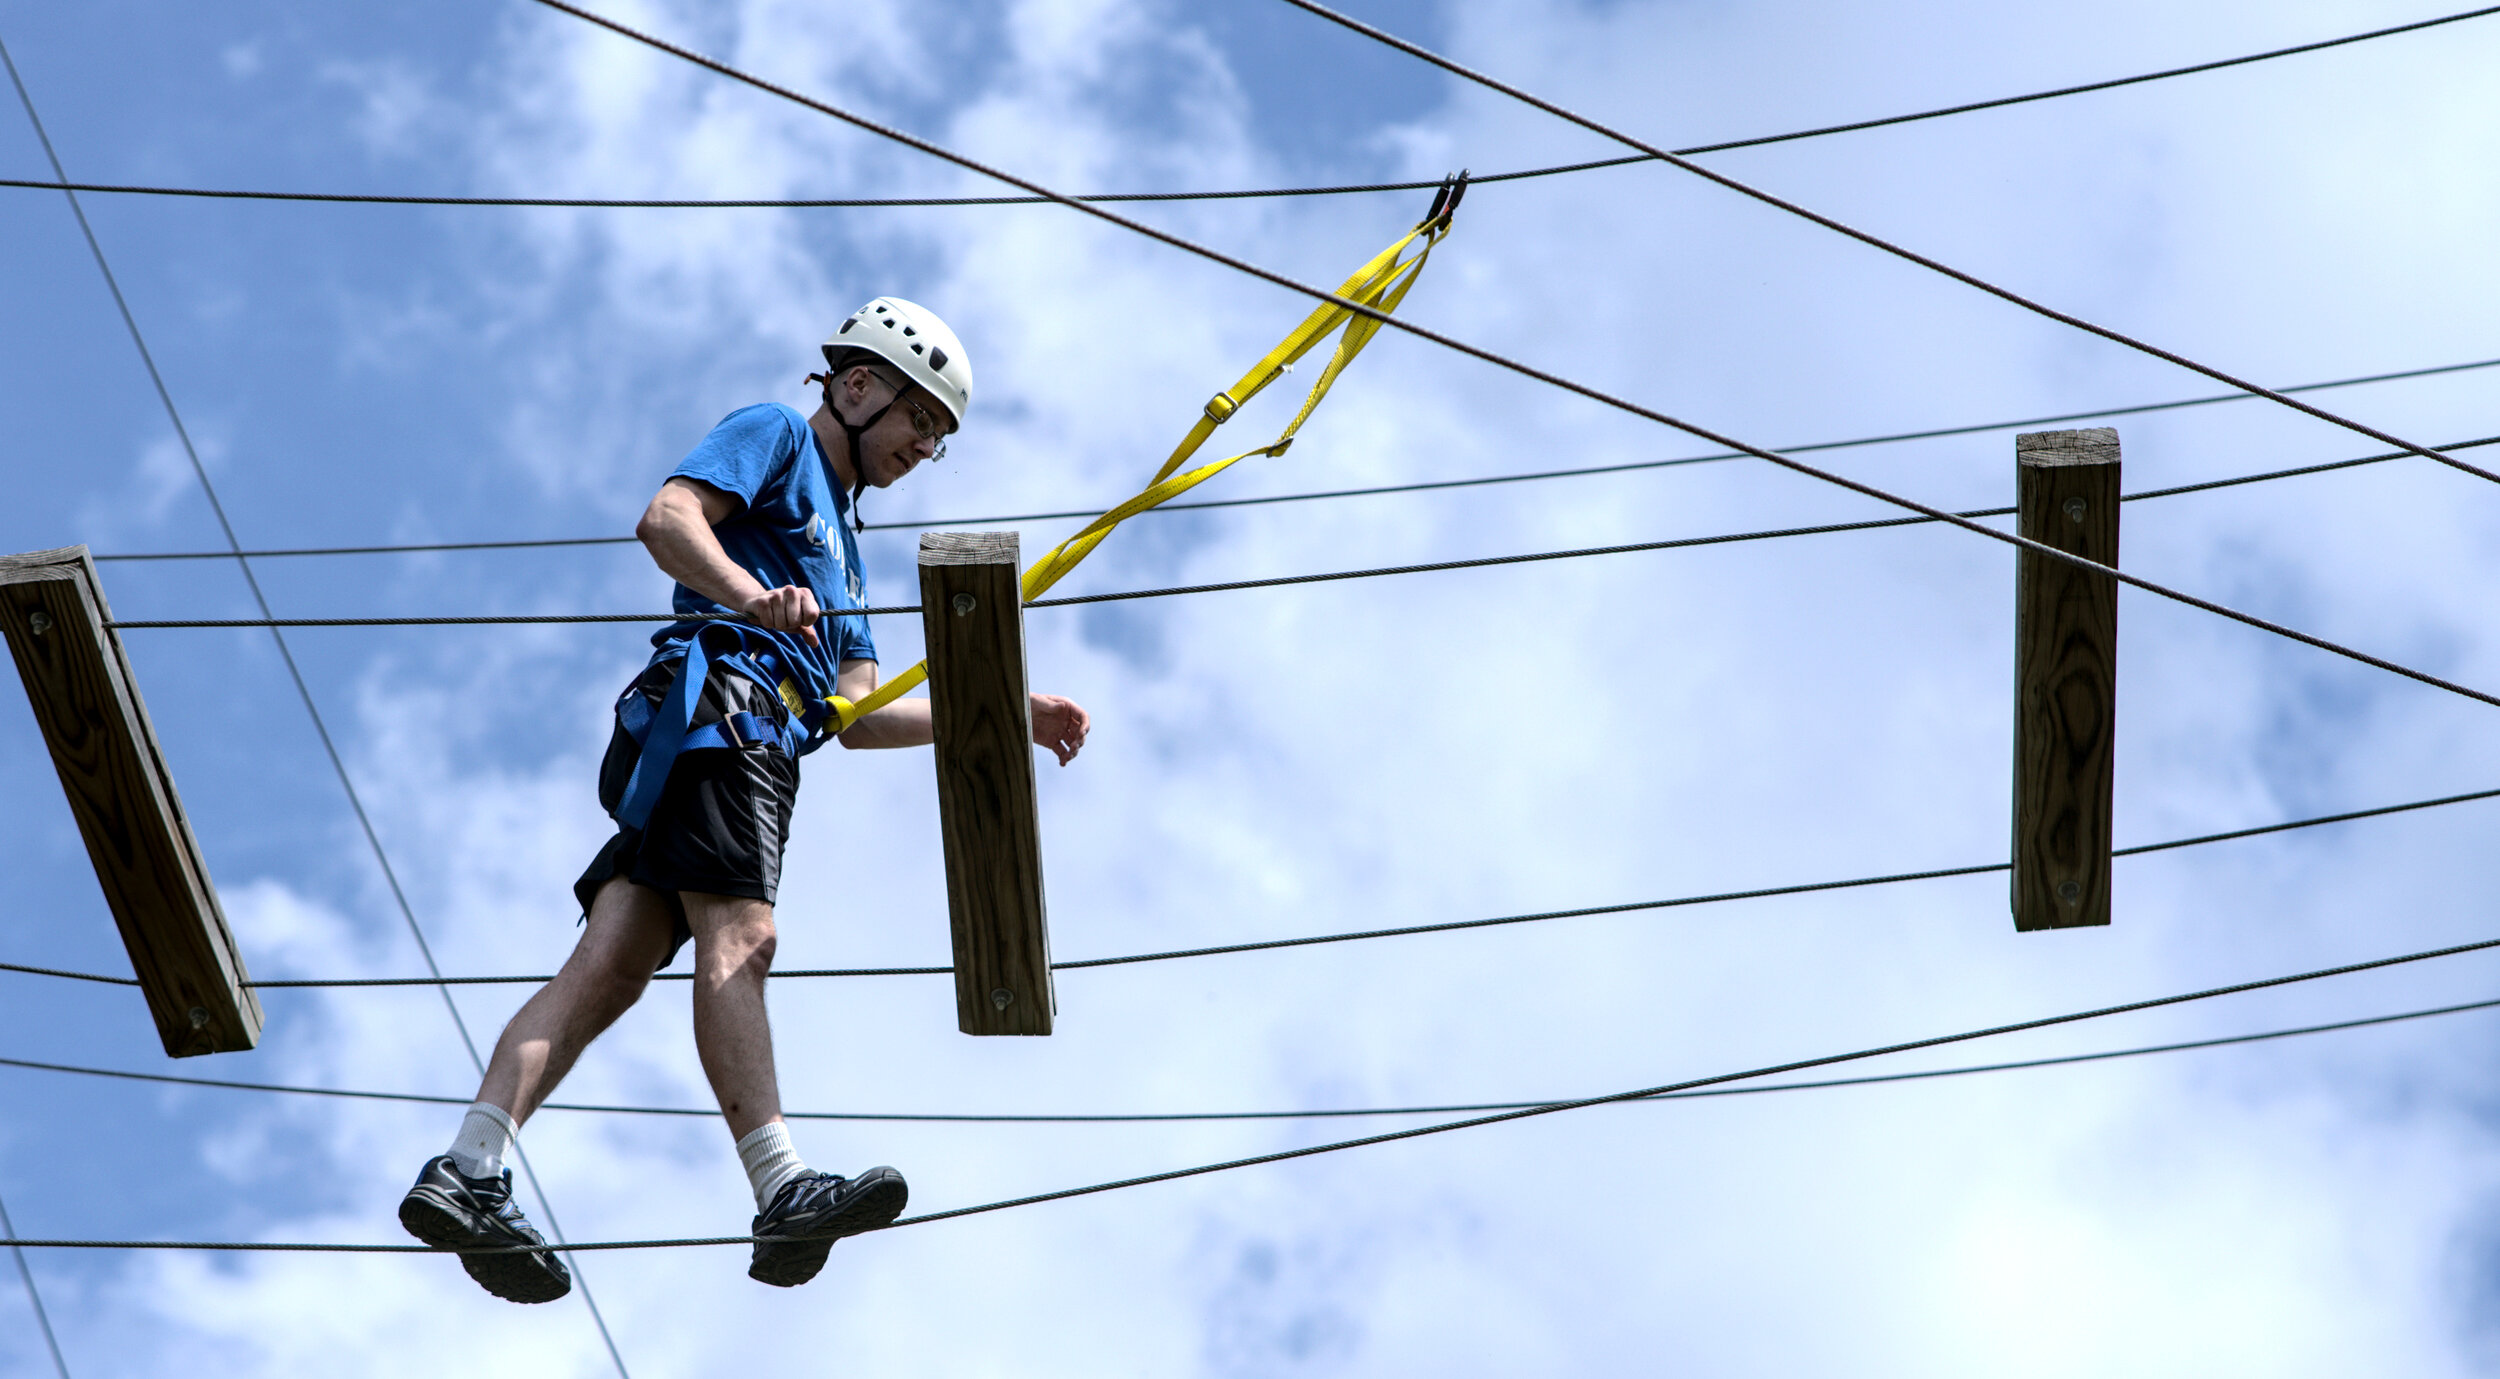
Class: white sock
736,1121,812,1211
447,1102,518,1180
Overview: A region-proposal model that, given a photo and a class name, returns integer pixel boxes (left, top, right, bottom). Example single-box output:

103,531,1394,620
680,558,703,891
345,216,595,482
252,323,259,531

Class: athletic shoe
398,1155,573,1304
748,1166,909,1287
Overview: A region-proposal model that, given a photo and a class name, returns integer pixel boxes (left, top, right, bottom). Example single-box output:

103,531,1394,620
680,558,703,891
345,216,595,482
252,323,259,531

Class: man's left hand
1031,694,1090,766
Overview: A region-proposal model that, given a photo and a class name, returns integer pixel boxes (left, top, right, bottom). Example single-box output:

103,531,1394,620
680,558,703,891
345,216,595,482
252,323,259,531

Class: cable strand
7,3,2496,211
10,929,2499,1252
85,358,2500,565
520,1,2500,721
5,993,2495,1124
13,781,2494,991
92,428,2500,725
85,429,2500,629
1274,0,2500,492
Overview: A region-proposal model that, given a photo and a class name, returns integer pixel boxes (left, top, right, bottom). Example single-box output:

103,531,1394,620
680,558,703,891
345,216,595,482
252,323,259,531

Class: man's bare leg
681,890,783,1139
679,890,911,1287
475,876,677,1123
401,876,670,1304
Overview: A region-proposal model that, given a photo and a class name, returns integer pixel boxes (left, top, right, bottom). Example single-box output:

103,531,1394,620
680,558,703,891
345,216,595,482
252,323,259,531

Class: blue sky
8,0,2500,1373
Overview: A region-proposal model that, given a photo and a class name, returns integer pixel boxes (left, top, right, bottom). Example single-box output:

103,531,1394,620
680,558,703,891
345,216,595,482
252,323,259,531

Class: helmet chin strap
808,371,900,532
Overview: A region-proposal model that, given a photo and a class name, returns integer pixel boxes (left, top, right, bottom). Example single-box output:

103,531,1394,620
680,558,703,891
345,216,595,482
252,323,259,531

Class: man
396,298,1091,1303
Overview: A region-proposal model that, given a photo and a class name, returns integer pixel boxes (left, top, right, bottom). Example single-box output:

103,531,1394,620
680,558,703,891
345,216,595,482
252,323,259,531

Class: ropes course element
95,424,2500,719
6,993,2495,1125
520,1,2500,723
84,355,2500,566
829,181,1462,730
13,781,2494,992
10,930,2498,1254
1277,0,2500,494
7,3,2494,212
9,0,2490,1335
0,34,632,1372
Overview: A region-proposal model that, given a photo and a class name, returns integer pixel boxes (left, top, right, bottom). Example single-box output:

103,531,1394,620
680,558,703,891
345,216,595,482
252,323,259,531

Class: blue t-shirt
649,403,875,741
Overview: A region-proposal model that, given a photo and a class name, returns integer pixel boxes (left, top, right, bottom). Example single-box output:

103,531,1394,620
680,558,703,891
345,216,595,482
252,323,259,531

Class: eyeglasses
874,372,951,462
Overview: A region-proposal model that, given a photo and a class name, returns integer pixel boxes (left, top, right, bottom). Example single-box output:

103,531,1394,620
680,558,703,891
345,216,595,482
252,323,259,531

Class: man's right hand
741,584,822,646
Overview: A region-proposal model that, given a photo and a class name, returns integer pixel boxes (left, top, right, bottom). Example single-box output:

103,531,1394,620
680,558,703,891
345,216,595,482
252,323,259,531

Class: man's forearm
838,697,934,750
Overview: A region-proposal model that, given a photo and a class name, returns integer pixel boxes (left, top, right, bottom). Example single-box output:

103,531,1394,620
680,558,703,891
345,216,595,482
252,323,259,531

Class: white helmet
823,297,973,430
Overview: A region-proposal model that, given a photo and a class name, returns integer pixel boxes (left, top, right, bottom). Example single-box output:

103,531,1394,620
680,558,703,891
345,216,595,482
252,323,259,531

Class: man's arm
636,477,821,645
834,657,1091,765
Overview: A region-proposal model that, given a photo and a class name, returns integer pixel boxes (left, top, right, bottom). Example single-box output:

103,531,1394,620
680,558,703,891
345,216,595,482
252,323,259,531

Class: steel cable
1278,0,2500,493
5,994,2495,1125
519,1,2500,722
6,3,2495,212
22,8,2483,722
84,357,2500,566
9,929,2499,1253
11,781,2495,991
0,961,138,987
93,431,2500,712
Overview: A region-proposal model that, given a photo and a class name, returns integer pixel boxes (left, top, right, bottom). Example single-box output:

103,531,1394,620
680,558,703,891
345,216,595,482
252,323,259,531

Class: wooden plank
919,532,1054,1035
0,546,261,1054
2010,429,2121,931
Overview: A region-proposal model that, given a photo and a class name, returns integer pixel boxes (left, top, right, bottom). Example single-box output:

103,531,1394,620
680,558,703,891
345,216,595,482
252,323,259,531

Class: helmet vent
928,347,947,371
838,318,856,334
882,317,896,328
903,326,917,337
910,343,924,355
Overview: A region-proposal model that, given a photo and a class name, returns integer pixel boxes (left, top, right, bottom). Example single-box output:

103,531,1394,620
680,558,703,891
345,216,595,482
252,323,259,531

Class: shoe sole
400,1188,573,1305
748,1169,909,1288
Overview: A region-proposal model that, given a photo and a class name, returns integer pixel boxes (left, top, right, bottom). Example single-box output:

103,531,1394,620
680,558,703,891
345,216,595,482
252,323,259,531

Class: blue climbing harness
612,621,819,830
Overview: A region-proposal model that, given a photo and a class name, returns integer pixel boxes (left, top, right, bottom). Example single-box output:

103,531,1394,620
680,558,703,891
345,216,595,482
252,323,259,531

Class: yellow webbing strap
829,192,1461,733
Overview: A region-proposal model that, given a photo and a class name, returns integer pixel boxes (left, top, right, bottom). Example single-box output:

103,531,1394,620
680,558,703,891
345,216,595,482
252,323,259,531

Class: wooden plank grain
919,532,1054,1035
2010,430,2120,931
0,546,261,1054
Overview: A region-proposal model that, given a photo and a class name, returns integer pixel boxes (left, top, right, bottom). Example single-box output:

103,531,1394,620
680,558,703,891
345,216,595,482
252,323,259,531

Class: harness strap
824,178,1464,734
613,625,806,830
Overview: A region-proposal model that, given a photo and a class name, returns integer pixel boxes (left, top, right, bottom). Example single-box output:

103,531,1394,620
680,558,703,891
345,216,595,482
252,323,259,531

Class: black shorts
575,658,802,969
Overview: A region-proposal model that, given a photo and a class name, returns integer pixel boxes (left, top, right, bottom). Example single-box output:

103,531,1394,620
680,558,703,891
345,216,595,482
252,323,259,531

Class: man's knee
584,948,656,1014
573,878,673,1007
720,916,776,976
738,927,777,978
